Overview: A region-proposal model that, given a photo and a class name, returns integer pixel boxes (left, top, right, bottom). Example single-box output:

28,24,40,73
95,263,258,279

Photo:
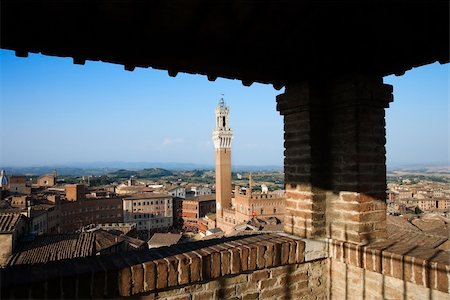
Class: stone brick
165,257,179,287
271,265,290,277
211,252,221,279
192,290,214,300
118,267,132,296
217,285,236,299
273,242,282,266
157,289,182,299
264,242,274,268
430,262,449,292
240,246,249,271
380,251,391,278
248,245,257,271
260,286,285,299
176,255,190,285
236,282,258,295
296,240,306,263
223,274,248,286
143,261,156,292
184,252,201,282
183,284,205,293
242,293,259,300
259,278,277,290
131,264,144,294
155,259,168,289
390,253,404,280
221,251,231,276
230,248,241,274
256,243,266,269
166,296,190,300
250,270,269,282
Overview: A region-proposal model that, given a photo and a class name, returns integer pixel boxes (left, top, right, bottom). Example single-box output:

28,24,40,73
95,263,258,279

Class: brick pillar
277,75,393,245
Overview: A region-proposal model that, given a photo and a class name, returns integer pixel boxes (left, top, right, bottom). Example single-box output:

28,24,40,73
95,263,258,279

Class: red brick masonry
0,234,308,298
1,232,448,299
330,238,450,293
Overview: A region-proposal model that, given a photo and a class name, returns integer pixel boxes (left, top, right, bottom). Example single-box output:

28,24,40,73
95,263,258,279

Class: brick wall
141,259,328,300
330,260,449,300
65,184,86,202
277,75,392,244
1,233,449,299
0,233,329,299
329,239,450,296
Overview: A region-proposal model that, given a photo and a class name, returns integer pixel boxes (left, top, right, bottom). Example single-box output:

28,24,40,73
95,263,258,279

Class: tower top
212,96,233,149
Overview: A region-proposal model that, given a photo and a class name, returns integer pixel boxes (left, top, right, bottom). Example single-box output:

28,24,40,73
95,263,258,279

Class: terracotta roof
0,213,23,233
369,215,450,260
7,233,95,266
386,215,421,234
148,233,182,248
411,217,450,237
94,230,123,252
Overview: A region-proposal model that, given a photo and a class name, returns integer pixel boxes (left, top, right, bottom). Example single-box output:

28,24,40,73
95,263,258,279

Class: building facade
122,193,173,231
174,195,216,231
8,176,30,194
65,184,86,202
59,197,123,232
168,186,186,199
233,178,285,225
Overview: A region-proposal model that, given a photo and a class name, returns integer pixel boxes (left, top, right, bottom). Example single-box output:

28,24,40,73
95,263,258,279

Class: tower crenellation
213,98,233,149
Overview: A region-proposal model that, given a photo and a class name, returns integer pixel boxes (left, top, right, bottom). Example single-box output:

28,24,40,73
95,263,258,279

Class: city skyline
0,49,448,168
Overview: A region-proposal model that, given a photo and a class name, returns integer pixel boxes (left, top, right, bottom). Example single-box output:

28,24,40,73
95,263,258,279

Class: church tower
212,98,233,219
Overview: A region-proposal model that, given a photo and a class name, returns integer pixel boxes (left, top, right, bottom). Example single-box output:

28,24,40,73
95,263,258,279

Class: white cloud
162,137,184,145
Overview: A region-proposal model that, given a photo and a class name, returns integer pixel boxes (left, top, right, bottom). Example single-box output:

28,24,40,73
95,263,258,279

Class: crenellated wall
1,232,449,299
0,233,329,299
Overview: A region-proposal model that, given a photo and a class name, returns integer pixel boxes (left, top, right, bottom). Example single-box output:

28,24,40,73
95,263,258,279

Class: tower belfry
213,97,233,219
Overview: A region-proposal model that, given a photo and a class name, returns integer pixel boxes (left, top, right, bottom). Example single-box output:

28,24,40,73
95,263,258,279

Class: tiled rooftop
7,233,95,266
148,233,182,248
0,213,23,233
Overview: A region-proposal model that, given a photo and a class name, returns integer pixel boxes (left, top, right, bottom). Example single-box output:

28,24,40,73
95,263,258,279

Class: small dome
0,170,9,188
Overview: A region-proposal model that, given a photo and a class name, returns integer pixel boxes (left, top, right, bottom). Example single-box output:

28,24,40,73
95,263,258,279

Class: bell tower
212,98,233,219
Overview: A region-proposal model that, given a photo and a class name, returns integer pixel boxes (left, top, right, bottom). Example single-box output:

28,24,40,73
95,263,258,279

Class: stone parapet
1,233,448,299
0,233,329,299
329,239,450,294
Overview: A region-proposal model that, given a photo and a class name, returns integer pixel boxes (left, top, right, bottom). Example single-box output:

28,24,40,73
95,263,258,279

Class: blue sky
0,49,448,167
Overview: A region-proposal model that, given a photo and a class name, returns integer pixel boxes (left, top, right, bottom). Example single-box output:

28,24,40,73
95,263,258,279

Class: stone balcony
1,231,448,299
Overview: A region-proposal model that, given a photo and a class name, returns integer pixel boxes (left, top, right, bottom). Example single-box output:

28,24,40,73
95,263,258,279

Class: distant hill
387,163,450,176
107,168,173,179
0,162,283,176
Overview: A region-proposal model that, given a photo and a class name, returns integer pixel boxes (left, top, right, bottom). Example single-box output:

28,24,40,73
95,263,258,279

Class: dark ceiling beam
1,0,448,85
